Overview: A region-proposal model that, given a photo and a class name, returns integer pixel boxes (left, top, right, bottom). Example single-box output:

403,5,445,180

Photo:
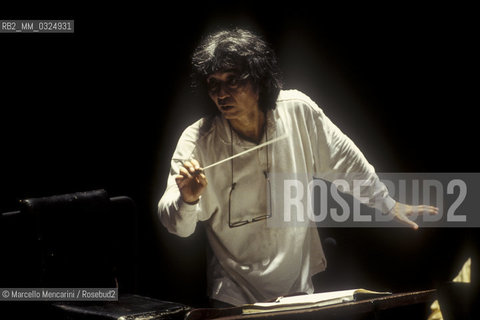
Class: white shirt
158,90,395,306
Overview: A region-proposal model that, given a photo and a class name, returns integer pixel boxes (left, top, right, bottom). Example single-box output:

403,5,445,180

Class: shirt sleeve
306,100,396,213
157,126,202,237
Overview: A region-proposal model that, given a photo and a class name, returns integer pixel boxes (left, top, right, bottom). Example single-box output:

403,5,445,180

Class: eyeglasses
226,119,274,228
228,171,273,228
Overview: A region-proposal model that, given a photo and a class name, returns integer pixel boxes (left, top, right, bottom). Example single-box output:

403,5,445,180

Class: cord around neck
229,117,269,188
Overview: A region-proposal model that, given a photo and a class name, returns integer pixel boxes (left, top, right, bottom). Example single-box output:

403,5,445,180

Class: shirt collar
217,109,277,147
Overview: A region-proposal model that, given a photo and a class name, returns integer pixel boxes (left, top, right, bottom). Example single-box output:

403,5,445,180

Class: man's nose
217,82,230,99
217,96,230,106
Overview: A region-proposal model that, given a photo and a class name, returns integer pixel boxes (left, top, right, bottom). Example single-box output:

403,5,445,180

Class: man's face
206,71,260,121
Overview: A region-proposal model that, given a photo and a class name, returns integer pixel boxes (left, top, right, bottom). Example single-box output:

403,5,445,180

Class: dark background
0,1,477,310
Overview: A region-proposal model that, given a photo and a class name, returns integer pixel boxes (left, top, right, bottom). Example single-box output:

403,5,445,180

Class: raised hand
175,159,207,204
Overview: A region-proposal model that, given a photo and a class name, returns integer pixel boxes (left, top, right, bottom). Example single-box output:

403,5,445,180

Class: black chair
0,189,190,319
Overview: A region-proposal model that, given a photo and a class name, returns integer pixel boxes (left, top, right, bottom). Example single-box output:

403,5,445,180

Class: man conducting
158,28,437,307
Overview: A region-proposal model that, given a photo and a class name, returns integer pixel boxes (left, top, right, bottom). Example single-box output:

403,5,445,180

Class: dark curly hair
191,28,283,112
